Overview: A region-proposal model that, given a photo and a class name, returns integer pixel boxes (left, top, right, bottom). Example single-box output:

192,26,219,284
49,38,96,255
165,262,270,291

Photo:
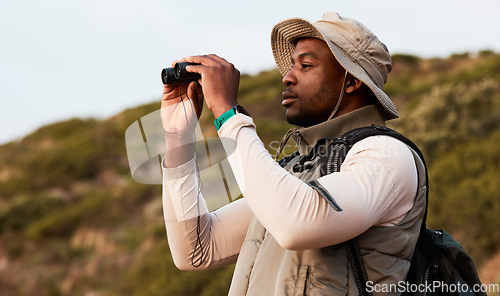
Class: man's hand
177,54,240,118
160,80,204,168
160,79,203,136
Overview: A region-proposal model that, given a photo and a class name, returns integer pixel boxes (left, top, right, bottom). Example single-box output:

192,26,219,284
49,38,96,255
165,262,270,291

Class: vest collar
292,105,386,155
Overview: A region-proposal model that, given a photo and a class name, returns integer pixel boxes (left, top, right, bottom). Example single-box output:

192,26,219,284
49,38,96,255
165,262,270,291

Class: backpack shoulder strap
334,124,429,296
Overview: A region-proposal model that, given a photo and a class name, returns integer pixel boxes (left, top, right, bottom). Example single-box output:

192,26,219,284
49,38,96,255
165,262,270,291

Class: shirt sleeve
217,114,417,251
162,156,253,271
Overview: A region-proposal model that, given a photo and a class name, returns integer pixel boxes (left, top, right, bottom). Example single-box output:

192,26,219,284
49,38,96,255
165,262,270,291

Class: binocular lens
161,62,201,85
161,68,176,85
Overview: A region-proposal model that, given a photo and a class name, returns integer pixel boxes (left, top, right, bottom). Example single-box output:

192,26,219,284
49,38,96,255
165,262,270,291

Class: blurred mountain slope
0,50,499,295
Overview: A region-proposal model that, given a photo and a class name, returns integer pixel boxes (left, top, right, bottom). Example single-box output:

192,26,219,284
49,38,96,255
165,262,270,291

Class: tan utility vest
228,106,427,296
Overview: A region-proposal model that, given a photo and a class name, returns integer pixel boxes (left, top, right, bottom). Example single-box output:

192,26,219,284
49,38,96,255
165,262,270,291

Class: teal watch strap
214,105,238,131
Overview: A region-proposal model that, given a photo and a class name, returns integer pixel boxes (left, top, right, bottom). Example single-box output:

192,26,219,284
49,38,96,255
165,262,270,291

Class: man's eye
301,64,312,69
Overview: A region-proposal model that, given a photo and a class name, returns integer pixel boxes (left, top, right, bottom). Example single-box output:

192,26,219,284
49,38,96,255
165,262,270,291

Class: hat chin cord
327,70,348,121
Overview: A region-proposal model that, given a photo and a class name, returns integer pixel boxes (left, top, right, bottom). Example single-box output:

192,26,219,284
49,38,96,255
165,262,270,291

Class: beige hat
271,12,398,120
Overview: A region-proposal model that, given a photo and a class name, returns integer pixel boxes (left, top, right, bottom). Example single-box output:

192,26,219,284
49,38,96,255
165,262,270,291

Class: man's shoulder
349,134,413,153
342,135,418,192
345,135,416,166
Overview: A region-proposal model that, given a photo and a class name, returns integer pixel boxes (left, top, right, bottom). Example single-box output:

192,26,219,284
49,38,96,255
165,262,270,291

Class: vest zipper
346,239,373,296
422,260,439,296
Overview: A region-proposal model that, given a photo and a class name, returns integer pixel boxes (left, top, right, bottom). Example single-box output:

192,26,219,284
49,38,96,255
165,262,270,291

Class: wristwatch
214,104,249,131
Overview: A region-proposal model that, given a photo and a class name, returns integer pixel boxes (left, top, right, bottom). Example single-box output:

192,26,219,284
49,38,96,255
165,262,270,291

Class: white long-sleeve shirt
163,113,417,270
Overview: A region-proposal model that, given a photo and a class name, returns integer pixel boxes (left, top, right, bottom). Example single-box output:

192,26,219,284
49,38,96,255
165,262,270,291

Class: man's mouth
281,90,297,107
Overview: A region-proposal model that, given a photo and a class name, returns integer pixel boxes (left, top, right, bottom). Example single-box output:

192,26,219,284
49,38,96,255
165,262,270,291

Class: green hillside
0,50,499,295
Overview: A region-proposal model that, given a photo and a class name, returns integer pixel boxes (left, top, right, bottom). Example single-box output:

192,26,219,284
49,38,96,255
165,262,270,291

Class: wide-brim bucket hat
271,12,398,120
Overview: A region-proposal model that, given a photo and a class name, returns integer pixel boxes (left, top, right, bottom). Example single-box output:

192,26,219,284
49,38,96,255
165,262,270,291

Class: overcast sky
1,0,500,144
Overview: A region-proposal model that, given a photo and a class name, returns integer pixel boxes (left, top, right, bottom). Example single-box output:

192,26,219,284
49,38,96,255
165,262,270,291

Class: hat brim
271,18,399,120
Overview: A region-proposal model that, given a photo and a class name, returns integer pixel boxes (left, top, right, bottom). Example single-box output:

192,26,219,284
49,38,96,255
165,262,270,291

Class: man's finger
206,54,230,65
183,55,219,67
187,82,203,117
163,84,174,94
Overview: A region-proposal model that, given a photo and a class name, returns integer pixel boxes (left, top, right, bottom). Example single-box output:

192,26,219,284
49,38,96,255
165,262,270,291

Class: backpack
329,124,487,296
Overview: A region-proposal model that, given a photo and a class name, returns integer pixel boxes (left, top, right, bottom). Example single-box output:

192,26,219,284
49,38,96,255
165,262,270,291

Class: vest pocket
294,265,310,296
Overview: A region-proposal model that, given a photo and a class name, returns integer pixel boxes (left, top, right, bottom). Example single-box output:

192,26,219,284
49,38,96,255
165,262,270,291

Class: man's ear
345,74,363,94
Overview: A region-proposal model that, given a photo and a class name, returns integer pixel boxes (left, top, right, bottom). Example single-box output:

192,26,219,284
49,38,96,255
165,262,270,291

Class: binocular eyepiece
161,62,201,84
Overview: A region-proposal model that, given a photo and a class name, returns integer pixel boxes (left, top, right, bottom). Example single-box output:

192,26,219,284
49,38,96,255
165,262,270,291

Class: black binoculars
161,62,201,84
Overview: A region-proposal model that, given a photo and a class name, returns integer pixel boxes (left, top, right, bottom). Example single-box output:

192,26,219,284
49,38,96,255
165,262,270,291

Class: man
161,12,425,295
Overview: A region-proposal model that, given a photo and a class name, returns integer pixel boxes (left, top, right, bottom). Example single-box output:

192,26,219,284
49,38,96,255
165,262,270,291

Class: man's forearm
163,133,195,168
162,158,253,270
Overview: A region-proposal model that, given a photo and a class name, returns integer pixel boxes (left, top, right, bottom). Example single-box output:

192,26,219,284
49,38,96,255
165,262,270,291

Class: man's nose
282,68,297,86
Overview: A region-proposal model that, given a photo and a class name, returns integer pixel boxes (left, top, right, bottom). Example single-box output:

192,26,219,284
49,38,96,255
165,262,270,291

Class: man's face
281,38,346,127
